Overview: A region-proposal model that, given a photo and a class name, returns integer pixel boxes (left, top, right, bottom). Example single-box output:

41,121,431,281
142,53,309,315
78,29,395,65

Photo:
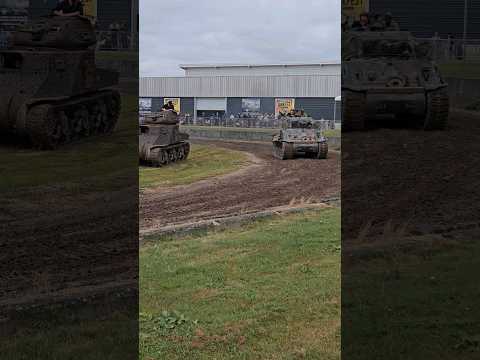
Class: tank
0,15,121,149
272,116,328,160
342,31,449,130
139,111,190,166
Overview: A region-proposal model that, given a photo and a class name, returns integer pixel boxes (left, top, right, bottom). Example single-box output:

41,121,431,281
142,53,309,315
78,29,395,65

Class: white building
139,62,341,121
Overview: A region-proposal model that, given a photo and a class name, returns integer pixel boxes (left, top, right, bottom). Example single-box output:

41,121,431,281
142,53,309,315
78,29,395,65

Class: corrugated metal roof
140,75,340,98
179,62,340,69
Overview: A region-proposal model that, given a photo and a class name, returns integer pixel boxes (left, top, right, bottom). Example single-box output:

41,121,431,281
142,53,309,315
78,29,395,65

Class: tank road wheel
317,142,329,159
342,90,366,131
89,103,102,133
58,111,72,144
177,145,185,160
423,89,449,130
159,149,169,166
106,91,121,132
26,105,65,149
96,101,109,134
183,143,190,160
73,106,90,138
168,148,177,163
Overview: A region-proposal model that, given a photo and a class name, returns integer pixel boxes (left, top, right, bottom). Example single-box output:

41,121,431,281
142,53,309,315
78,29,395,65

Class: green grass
439,61,480,79
0,300,138,359
139,145,249,189
140,208,341,359
182,126,341,138
343,237,480,359
0,95,138,192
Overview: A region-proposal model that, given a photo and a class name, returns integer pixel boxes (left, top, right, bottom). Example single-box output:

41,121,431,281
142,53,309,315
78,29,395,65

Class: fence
140,112,335,131
417,38,480,62
96,31,138,51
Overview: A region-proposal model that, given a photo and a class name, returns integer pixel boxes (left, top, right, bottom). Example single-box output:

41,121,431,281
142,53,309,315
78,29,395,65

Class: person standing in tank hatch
53,0,84,17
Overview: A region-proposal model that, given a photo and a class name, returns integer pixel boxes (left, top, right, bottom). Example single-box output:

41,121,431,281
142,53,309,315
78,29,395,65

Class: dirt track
342,109,480,241
140,141,340,232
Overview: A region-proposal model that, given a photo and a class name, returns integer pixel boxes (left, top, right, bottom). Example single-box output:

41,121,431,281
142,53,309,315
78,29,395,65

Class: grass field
140,208,341,359
0,95,138,192
139,145,250,189
439,61,480,79
343,236,480,359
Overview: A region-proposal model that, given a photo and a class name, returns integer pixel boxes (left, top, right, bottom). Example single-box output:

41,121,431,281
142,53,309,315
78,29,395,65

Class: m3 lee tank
0,15,121,149
139,110,190,166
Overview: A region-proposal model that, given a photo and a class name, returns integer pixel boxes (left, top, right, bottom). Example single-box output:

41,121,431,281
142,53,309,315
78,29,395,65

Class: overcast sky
140,0,340,77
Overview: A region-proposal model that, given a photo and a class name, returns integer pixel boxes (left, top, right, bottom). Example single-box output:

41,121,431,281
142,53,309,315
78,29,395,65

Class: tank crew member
162,101,177,114
384,12,400,31
53,0,83,17
351,13,370,31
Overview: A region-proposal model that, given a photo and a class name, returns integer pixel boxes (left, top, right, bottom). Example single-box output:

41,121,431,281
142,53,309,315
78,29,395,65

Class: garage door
197,98,227,111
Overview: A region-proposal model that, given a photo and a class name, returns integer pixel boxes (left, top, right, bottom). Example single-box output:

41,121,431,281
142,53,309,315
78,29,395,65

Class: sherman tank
342,31,449,131
0,15,121,149
272,116,328,160
139,110,190,166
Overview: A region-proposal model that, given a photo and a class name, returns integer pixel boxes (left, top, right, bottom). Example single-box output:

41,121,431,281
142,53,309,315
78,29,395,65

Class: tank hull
0,16,121,148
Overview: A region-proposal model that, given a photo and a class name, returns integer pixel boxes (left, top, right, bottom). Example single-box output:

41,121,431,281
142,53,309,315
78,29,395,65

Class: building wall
140,75,340,98
370,0,480,38
182,64,340,77
296,98,336,120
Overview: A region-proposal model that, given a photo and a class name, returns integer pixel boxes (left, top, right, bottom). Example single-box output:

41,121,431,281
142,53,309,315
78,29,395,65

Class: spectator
53,0,83,17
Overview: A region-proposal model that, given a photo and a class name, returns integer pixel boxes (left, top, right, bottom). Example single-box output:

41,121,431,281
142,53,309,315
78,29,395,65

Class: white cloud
140,0,340,76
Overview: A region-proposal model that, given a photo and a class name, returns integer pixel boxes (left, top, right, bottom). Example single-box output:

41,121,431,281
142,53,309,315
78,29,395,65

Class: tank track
272,142,294,160
25,90,121,149
143,142,190,167
342,90,366,132
423,89,449,130
317,142,329,159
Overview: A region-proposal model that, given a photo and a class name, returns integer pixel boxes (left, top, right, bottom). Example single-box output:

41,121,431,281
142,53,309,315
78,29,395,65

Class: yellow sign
342,0,369,23
164,98,181,113
275,98,295,117
83,0,97,21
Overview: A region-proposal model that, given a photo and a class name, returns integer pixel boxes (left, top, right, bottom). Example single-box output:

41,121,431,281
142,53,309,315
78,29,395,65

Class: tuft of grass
140,208,341,359
139,145,249,189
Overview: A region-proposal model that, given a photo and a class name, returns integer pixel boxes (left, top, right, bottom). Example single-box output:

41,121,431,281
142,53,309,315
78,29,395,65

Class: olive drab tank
0,15,121,149
272,115,328,160
139,111,191,166
342,31,449,131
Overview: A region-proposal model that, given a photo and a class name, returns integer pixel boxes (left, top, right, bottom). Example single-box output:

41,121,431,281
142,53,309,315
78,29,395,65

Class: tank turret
0,15,121,149
139,111,191,166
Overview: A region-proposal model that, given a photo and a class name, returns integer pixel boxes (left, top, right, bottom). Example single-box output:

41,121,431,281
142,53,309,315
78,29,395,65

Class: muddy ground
342,108,480,242
140,141,341,233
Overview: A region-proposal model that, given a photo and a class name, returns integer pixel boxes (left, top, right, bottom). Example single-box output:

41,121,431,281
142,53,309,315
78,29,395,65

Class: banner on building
83,0,97,22
242,98,260,113
275,98,295,117
164,98,181,113
342,0,369,23
139,98,151,113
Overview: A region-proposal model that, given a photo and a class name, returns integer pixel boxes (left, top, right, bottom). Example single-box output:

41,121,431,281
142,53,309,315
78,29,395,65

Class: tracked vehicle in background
0,15,121,149
139,111,190,167
272,116,328,160
342,31,449,131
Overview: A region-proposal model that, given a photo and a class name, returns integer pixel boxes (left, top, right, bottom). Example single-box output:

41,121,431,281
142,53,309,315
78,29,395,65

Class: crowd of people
342,12,400,32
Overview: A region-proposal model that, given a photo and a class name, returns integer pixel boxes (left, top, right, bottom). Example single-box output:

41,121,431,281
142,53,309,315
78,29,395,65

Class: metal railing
96,31,138,51
417,37,480,62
